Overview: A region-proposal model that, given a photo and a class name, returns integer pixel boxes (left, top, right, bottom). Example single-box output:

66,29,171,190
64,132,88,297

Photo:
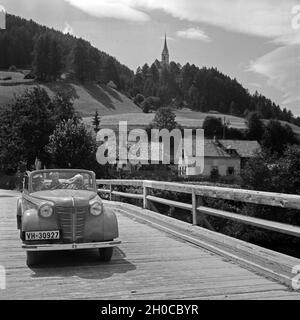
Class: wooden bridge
1,180,300,299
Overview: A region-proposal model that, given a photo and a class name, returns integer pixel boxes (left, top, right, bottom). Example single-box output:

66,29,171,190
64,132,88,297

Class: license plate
25,231,60,241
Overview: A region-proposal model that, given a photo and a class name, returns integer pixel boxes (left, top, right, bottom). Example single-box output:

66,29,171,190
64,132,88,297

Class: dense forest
0,14,133,90
131,60,300,126
0,14,299,127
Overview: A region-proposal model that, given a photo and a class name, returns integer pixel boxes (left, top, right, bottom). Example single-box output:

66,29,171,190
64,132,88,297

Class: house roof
181,138,260,158
218,140,261,158
179,138,232,158
204,140,231,158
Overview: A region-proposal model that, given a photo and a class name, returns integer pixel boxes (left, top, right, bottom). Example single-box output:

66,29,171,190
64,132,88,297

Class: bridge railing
97,179,300,238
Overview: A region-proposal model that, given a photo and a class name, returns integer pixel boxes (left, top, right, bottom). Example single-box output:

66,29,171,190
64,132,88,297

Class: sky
1,0,300,115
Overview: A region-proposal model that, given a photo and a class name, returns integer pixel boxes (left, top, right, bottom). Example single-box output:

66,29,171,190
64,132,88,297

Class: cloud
0,5,5,30
64,0,299,44
63,22,74,35
176,27,211,42
65,0,150,22
247,44,300,112
141,0,299,44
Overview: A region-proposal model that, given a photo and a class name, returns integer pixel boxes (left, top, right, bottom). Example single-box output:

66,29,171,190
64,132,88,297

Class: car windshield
31,171,94,192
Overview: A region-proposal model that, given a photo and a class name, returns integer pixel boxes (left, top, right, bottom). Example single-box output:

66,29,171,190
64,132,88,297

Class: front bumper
22,240,121,251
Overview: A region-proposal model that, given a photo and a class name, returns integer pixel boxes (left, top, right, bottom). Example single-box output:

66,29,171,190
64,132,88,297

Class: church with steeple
161,33,169,67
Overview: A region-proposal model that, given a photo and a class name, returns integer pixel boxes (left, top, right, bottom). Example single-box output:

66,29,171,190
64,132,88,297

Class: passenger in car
67,174,85,189
49,172,61,189
32,175,45,191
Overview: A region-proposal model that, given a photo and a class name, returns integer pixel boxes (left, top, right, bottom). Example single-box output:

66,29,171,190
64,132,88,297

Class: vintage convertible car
17,169,120,267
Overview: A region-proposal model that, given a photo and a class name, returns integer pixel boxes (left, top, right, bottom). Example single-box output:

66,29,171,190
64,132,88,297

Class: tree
88,47,102,81
0,87,56,171
188,85,200,110
242,145,300,194
226,127,245,140
245,112,265,141
0,86,78,172
92,110,101,133
199,96,208,112
270,145,300,194
229,101,239,115
240,147,300,245
103,57,120,88
140,96,161,113
150,107,178,131
141,99,151,113
49,38,63,80
141,63,150,81
52,89,79,123
46,119,97,169
241,151,273,191
262,120,298,155
133,93,145,106
71,40,89,83
150,63,159,84
219,101,226,113
32,33,51,80
32,33,62,80
202,116,224,138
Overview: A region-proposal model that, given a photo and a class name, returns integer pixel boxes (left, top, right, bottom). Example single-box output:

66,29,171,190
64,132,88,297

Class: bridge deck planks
0,196,299,300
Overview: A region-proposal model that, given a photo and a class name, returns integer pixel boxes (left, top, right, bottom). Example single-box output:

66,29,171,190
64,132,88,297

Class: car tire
26,251,41,267
98,247,113,262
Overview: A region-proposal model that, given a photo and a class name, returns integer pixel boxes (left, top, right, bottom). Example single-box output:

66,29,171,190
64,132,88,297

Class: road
0,191,299,300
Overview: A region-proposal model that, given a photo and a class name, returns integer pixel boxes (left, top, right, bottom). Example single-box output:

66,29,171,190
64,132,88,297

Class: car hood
30,190,98,207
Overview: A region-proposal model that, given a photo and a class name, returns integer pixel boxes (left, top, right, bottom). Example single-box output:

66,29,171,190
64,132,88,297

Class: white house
178,139,260,177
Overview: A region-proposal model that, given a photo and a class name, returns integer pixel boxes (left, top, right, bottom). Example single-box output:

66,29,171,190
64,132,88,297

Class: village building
178,138,261,178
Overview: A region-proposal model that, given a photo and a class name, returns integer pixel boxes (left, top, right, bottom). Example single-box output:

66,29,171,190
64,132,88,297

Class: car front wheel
26,251,41,267
98,247,113,262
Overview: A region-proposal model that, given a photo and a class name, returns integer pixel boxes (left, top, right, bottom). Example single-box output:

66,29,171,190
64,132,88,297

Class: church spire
163,33,168,53
161,33,169,66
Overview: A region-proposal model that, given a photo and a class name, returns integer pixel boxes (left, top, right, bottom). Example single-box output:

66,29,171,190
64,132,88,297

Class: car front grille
56,206,88,243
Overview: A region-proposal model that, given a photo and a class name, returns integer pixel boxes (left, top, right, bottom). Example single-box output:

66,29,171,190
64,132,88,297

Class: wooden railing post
143,183,148,209
192,189,197,225
192,189,206,226
109,184,112,201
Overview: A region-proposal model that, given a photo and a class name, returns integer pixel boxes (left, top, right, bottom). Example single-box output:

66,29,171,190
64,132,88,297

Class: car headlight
90,199,103,216
39,204,53,218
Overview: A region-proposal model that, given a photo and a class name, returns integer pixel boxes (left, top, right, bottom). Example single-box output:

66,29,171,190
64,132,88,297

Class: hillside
82,109,245,136
0,71,141,117
131,63,300,128
2,72,300,138
1,13,299,131
91,109,246,130
83,108,300,139
0,14,133,87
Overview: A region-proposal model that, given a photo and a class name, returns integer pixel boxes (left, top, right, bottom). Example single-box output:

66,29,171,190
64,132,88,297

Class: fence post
192,189,197,225
109,184,112,201
143,183,148,209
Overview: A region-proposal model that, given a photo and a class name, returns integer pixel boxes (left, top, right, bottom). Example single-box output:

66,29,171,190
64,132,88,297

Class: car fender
21,209,58,232
16,198,23,229
103,206,119,240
